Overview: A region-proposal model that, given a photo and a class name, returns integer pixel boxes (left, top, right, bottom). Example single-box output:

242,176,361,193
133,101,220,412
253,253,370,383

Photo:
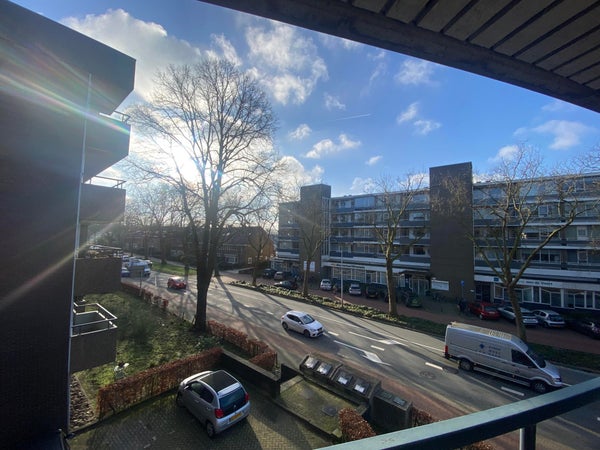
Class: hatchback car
569,318,600,339
167,276,187,290
365,283,387,300
262,268,277,278
348,283,362,296
274,280,297,290
319,279,332,291
468,302,500,320
532,309,565,328
498,306,538,327
176,370,250,437
281,310,324,338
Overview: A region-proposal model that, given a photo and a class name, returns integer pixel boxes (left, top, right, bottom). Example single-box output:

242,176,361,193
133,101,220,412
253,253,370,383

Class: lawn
76,291,218,410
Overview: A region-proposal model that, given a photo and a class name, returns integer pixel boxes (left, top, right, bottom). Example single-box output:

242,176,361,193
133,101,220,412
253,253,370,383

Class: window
411,245,428,256
537,205,549,217
578,250,588,264
577,226,588,240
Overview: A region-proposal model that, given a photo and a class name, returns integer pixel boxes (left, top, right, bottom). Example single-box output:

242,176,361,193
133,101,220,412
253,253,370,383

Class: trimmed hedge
339,408,376,441
96,347,222,419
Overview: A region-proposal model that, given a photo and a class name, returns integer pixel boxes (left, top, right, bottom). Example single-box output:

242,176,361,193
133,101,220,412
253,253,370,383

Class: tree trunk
508,285,527,341
302,259,311,297
385,261,398,316
193,268,212,333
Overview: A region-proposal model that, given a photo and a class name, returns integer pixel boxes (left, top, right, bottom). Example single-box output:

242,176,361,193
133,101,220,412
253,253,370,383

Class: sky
13,0,600,197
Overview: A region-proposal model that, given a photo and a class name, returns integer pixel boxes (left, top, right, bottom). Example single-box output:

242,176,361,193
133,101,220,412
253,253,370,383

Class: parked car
532,310,565,328
167,276,187,290
348,283,362,296
120,266,130,277
568,318,600,339
497,306,538,327
262,268,277,279
274,270,292,281
274,280,297,290
319,279,332,291
468,302,500,320
281,310,324,338
175,370,250,437
365,283,387,300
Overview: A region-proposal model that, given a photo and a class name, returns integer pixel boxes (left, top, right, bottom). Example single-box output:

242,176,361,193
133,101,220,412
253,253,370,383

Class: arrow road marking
334,340,391,365
348,331,407,346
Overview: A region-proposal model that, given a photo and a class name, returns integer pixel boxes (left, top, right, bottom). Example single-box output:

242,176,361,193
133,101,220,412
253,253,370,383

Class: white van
444,322,562,393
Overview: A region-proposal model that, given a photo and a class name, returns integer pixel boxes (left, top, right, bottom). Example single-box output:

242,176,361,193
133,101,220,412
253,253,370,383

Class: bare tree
242,197,278,286
297,194,330,298
126,59,279,332
442,146,594,341
367,175,427,316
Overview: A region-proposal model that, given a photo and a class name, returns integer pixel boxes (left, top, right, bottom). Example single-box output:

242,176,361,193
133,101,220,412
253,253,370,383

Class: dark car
262,268,277,278
569,318,600,339
167,276,187,290
274,270,293,281
176,370,250,437
468,302,500,320
365,283,387,300
274,279,297,290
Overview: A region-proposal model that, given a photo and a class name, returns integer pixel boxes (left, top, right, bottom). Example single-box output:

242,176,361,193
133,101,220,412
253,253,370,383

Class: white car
532,309,565,328
281,311,324,338
348,283,362,296
319,279,332,291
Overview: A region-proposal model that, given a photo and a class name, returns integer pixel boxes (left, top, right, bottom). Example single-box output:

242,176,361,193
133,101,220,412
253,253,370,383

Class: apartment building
276,163,600,312
0,2,135,447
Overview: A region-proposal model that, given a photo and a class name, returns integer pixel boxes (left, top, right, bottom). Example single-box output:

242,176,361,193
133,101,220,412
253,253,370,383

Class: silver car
532,309,566,328
281,310,324,338
176,370,250,437
498,306,538,327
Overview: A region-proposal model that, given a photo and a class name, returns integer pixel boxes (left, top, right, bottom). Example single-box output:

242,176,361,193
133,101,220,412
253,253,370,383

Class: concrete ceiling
199,0,600,114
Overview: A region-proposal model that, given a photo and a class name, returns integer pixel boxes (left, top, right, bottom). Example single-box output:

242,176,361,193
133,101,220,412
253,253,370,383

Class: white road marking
328,331,339,336
371,345,385,351
501,386,525,396
334,340,390,365
425,362,444,371
349,331,407,346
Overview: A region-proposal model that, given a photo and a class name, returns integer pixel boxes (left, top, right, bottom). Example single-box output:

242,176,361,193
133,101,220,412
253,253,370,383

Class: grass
153,262,196,277
76,291,217,410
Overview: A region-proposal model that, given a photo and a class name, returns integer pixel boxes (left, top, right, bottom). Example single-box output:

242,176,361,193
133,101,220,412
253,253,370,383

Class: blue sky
14,0,600,197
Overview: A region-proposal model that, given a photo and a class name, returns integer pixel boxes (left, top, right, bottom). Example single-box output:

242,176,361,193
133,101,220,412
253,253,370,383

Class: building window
541,288,561,307
577,226,588,240
566,290,587,309
578,250,588,264
411,245,428,256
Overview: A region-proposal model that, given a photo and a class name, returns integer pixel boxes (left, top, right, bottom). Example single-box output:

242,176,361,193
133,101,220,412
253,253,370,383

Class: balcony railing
70,302,118,373
322,377,600,450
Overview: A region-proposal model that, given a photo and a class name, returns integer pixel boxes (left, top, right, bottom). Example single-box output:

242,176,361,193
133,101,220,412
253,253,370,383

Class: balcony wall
80,183,126,223
74,257,122,297
84,114,131,179
70,303,117,373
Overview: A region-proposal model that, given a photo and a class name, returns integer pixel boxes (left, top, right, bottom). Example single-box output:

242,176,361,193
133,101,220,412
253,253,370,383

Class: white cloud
489,145,519,163
207,34,242,67
319,34,362,50
541,100,575,113
281,156,323,187
394,59,436,85
414,119,441,135
350,177,375,193
366,156,382,166
63,9,203,101
245,22,328,105
397,102,419,124
532,120,594,150
305,134,361,159
324,93,346,110
289,124,312,140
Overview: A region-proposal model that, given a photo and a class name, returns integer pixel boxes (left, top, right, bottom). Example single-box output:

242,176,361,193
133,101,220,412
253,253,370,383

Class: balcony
70,302,118,373
84,112,131,179
74,256,122,297
80,178,126,223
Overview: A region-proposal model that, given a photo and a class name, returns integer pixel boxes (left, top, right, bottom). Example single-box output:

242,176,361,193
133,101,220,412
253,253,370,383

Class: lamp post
340,246,344,308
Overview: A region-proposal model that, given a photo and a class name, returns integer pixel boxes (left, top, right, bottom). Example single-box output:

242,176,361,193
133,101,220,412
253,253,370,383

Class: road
129,272,600,449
